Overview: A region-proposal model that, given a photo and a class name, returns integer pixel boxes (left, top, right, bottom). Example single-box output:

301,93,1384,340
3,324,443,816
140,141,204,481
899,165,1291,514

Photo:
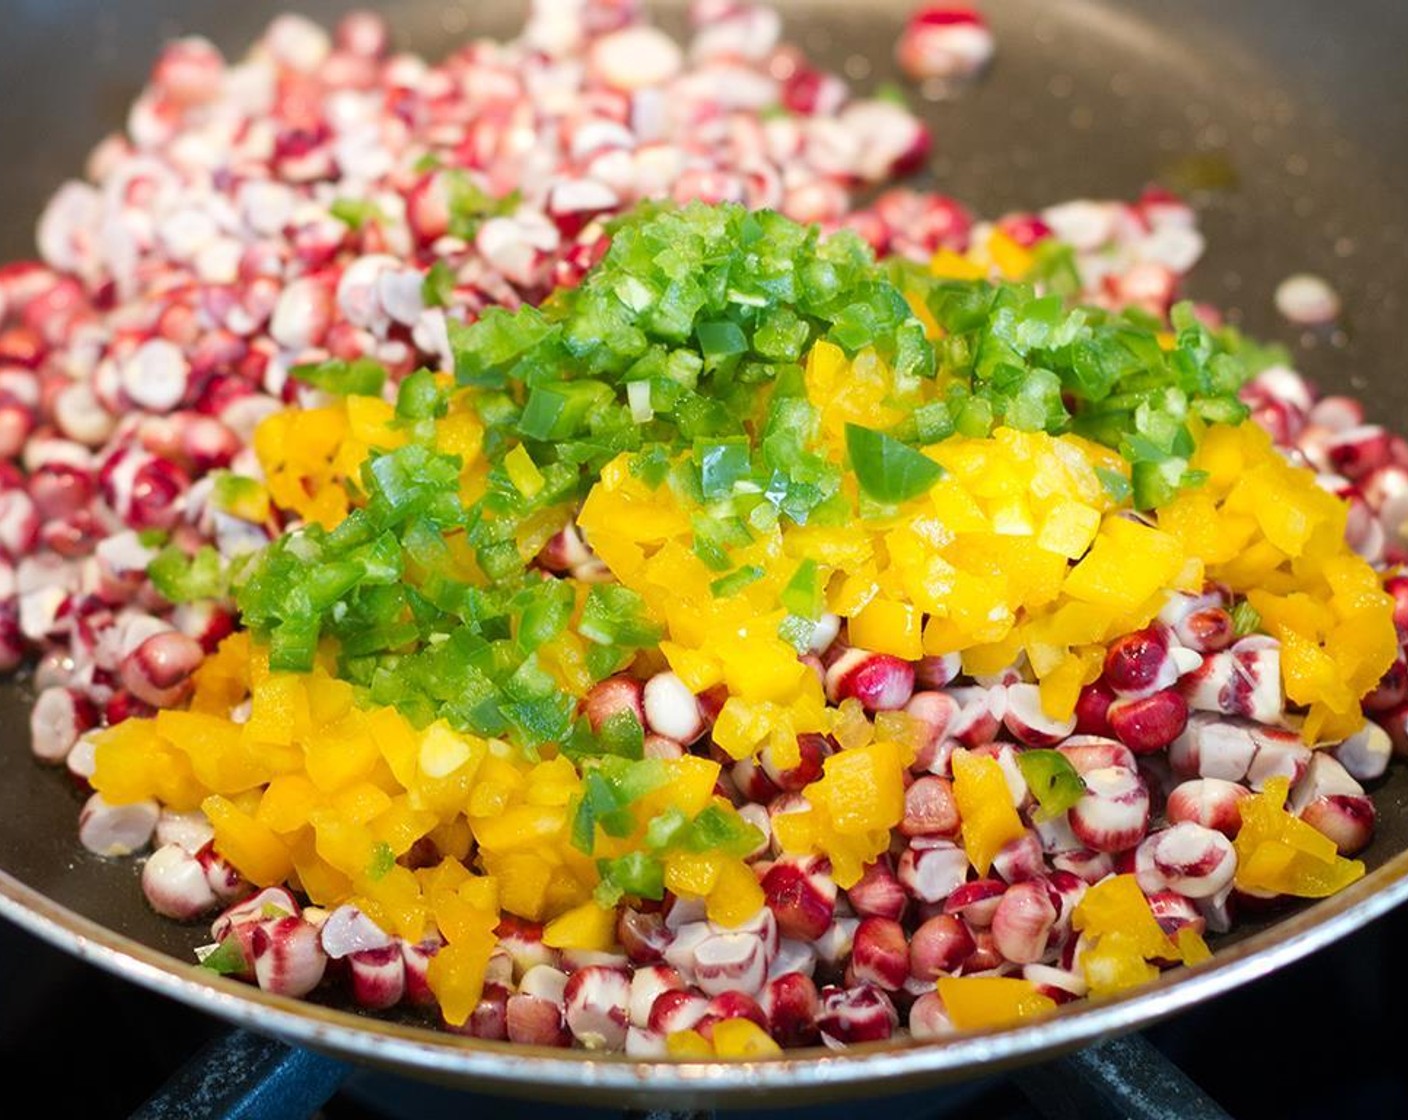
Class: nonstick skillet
1,0,1406,1107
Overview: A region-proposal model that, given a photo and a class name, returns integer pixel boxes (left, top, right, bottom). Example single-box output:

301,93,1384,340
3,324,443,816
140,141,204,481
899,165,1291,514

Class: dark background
2,1,1408,1115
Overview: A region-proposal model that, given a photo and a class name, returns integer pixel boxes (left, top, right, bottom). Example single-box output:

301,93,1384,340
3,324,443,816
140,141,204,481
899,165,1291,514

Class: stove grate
130,1029,1229,1120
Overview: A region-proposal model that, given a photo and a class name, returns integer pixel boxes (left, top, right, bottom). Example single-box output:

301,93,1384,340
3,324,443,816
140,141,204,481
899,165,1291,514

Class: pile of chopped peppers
91,201,1396,1043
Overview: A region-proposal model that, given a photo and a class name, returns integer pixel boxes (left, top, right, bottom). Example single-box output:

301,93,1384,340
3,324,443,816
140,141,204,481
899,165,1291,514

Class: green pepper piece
845,423,945,505
1015,749,1086,821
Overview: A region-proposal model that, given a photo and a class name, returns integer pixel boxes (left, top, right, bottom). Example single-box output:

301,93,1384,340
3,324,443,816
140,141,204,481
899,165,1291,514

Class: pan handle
130,1029,346,1120
1014,1032,1231,1120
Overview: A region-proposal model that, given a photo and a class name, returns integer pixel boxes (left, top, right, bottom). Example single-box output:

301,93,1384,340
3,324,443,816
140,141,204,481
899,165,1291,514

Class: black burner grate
130,1029,1229,1120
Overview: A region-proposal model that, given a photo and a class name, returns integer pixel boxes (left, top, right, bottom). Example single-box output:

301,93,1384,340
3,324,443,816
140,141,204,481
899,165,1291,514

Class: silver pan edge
4,853,1408,1107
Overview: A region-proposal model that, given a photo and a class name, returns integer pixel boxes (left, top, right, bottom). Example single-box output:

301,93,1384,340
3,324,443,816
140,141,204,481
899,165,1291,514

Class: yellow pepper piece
470,804,568,853
1037,646,1103,721
1072,874,1177,960
769,805,816,857
711,1018,783,1058
291,842,352,910
846,598,924,660
256,774,322,833
904,290,944,339
665,1030,716,1059
359,865,429,942
987,229,1034,280
1037,499,1102,559
937,976,1057,1031
203,794,294,887
718,635,809,703
665,851,724,898
417,722,482,781
711,697,771,761
431,888,498,946
929,248,987,281
434,409,483,462
775,740,906,888
1176,927,1213,966
1070,874,1182,996
89,719,168,805
706,858,765,927
1063,516,1185,613
660,640,726,693
1079,935,1162,997
344,395,406,449
426,935,496,1027
950,750,1026,877
633,756,721,822
483,851,556,922
1233,777,1365,897
830,697,874,751
810,740,906,836
244,673,311,747
542,901,618,952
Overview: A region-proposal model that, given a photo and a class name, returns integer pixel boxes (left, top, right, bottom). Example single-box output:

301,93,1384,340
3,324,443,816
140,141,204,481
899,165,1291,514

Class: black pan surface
1,0,1407,1106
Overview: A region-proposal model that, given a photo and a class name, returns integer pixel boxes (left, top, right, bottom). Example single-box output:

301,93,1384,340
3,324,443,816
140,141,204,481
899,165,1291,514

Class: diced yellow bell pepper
432,888,498,946
1072,874,1176,961
718,635,809,703
1176,927,1213,966
987,229,1034,280
711,697,771,761
244,673,311,747
343,395,405,449
810,740,905,836
331,781,393,826
929,248,987,280
426,936,496,1027
434,409,483,462
417,722,485,782
634,756,721,821
371,797,438,856
846,598,923,660
660,640,725,693
665,851,724,898
304,728,380,792
937,976,1057,1031
203,794,293,887
711,1018,783,1058
769,805,816,856
830,698,874,751
90,719,168,806
542,901,618,951
1037,499,1102,559
1079,935,1162,996
1063,517,1185,612
470,805,567,854
706,859,764,927
950,750,1026,877
256,774,323,833
290,837,352,909
665,1030,715,1059
1233,777,1365,897
481,851,555,922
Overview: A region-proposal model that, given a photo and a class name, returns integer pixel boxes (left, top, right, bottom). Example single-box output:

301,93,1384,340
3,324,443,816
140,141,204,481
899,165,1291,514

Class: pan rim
4,847,1407,1102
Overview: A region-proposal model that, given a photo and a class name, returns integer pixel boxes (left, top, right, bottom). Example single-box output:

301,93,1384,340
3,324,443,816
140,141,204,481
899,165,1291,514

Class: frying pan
2,0,1408,1108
